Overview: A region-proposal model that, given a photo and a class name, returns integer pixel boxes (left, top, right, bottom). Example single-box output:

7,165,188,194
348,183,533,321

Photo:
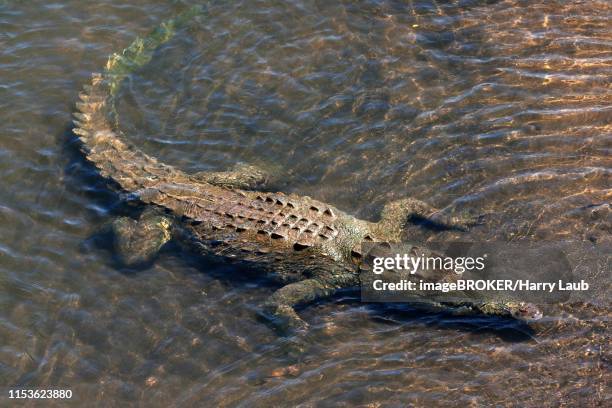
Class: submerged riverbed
1,0,610,406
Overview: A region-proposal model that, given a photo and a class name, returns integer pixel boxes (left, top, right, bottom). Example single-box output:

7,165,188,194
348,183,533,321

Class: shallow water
1,0,610,406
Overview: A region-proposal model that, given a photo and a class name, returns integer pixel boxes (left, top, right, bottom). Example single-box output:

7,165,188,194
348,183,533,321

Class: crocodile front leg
111,208,173,266
375,198,480,240
262,274,355,334
192,162,269,190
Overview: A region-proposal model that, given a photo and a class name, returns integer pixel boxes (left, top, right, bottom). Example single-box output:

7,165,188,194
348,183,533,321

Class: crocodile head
472,301,543,322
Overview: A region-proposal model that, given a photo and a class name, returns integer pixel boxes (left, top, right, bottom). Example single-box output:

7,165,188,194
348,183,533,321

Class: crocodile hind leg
375,198,481,240
192,162,269,190
262,273,356,334
111,208,173,266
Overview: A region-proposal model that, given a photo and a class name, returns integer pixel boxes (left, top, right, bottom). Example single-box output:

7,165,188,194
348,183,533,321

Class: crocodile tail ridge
73,6,204,192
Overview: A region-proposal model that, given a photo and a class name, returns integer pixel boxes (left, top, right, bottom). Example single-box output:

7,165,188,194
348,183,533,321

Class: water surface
0,0,610,406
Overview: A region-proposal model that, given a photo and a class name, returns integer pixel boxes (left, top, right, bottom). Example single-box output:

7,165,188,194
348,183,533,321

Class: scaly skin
73,7,542,332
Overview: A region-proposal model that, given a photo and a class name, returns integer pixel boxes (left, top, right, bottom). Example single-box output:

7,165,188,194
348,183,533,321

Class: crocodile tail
73,6,203,192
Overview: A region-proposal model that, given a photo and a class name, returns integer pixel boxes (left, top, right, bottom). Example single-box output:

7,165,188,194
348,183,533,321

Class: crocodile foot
376,198,485,240
192,162,270,190
111,208,173,266
260,303,309,335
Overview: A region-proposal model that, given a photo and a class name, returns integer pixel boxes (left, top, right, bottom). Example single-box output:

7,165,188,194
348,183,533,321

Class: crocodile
72,7,542,332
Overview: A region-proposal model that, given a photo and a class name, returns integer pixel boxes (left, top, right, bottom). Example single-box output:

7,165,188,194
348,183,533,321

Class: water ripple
0,0,609,405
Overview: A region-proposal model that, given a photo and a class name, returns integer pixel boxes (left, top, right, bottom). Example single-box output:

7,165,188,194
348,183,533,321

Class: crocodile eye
513,303,542,321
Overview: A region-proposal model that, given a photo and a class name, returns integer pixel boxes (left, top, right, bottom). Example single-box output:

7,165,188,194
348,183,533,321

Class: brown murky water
1,0,610,406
